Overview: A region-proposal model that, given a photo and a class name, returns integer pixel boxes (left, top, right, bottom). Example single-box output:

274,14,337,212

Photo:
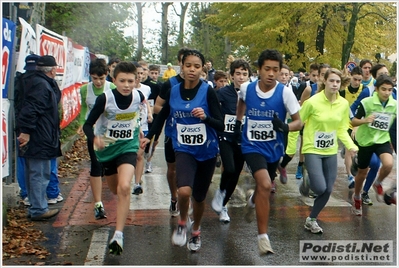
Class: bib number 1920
315,139,334,149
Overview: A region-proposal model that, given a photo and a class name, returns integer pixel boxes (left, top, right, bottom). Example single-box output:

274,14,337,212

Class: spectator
206,60,216,86
162,63,177,81
17,55,62,221
15,54,64,207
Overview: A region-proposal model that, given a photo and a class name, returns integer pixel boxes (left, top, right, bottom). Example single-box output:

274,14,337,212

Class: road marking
130,174,171,210
85,227,110,266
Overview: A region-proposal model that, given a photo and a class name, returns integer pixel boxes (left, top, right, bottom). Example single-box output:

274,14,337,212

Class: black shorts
102,152,137,176
357,142,392,169
164,136,175,163
87,136,104,177
175,152,216,203
244,153,279,181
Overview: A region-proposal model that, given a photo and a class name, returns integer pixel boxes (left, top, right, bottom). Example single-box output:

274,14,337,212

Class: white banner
2,99,10,177
63,39,90,88
36,24,66,88
16,17,37,73
300,240,393,263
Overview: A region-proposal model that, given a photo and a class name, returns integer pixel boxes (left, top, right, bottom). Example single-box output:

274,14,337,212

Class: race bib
224,114,237,133
369,112,391,131
106,119,135,140
177,123,207,145
246,118,275,141
314,131,336,149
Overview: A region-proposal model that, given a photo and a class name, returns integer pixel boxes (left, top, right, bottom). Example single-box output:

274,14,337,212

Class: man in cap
17,55,62,221
15,54,64,207
162,62,177,81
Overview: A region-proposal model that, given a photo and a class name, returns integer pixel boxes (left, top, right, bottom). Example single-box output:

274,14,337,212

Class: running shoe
145,161,153,173
94,204,107,220
211,188,226,214
48,193,63,204
109,235,123,255
295,165,303,179
304,217,323,233
348,175,355,189
384,188,396,205
132,184,143,195
277,165,287,184
169,200,180,217
22,197,30,206
308,191,318,198
172,224,187,247
373,183,384,203
219,206,230,223
187,233,201,252
271,180,276,193
258,237,275,255
352,194,362,216
361,192,373,206
245,189,256,223
299,176,310,197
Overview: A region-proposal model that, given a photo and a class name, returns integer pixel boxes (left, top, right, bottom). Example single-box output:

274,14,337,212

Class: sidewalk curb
58,134,80,164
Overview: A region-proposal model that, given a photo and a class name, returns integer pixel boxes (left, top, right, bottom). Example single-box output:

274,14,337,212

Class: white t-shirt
239,80,300,116
136,83,151,131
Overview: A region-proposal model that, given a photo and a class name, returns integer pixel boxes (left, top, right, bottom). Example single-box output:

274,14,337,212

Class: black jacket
14,70,37,130
17,71,62,159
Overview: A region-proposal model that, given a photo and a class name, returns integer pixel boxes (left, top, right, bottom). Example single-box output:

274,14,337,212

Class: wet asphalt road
4,138,397,266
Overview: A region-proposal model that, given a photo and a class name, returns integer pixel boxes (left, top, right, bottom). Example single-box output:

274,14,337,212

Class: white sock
95,201,103,207
257,233,269,240
114,230,123,239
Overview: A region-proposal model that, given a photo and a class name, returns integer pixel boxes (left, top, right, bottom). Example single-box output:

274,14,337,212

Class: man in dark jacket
17,55,62,221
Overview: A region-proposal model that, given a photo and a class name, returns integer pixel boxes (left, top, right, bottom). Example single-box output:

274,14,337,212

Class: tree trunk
161,2,172,64
341,3,360,68
30,2,46,29
177,2,189,47
224,36,232,64
135,3,143,60
315,5,329,56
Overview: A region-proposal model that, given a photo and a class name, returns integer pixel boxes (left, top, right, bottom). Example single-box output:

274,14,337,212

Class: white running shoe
145,161,153,173
245,189,256,223
48,193,63,204
171,224,187,247
304,217,323,233
258,237,275,255
219,206,230,223
211,188,226,214
22,197,30,206
109,234,123,255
